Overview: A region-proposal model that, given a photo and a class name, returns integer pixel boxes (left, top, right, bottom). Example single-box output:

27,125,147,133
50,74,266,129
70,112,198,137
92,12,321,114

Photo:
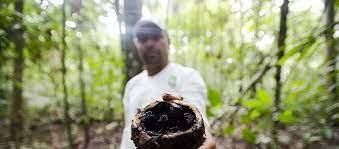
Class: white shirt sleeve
120,81,137,149
122,82,132,127
179,70,210,125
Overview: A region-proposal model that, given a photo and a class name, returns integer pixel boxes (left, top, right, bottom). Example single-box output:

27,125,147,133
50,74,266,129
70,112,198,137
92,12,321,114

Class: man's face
134,30,169,65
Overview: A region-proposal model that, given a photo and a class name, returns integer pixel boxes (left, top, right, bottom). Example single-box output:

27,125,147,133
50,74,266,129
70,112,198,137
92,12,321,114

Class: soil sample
131,100,205,149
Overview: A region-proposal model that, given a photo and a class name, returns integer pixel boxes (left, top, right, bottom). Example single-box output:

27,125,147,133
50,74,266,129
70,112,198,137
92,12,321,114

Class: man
120,19,216,149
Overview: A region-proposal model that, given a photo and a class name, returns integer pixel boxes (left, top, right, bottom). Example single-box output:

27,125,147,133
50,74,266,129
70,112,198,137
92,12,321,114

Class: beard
143,49,162,65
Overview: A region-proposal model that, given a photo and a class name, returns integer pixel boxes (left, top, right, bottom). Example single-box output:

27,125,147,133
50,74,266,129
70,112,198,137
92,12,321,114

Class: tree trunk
9,0,25,147
273,0,289,146
324,0,338,126
122,0,143,82
61,0,73,148
76,9,90,148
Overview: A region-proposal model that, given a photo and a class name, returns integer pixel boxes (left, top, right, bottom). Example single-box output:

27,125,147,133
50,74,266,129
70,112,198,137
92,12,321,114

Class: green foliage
207,87,223,108
279,35,317,65
278,109,296,124
223,124,235,135
207,87,223,117
242,128,257,144
243,89,273,115
0,0,337,147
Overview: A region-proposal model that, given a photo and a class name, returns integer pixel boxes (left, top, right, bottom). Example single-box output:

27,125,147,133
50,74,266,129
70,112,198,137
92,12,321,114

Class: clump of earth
140,101,196,135
131,100,205,149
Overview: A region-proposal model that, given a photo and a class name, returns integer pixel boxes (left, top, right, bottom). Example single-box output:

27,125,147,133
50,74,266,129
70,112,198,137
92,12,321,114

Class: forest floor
0,121,337,149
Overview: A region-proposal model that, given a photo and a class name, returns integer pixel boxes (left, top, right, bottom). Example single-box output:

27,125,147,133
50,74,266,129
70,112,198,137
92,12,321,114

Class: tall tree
61,0,73,148
273,0,289,145
324,0,338,126
9,0,25,147
73,0,90,146
122,0,143,82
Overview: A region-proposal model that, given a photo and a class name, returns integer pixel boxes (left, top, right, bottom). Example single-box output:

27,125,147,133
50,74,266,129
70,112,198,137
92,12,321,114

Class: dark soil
131,101,205,149
140,101,196,135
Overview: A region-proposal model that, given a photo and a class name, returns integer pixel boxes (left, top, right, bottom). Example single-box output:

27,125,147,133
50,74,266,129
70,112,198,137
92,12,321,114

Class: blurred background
0,0,338,148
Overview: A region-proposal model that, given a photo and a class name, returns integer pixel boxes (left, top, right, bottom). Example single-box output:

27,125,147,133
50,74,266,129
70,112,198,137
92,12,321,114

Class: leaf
278,36,316,65
242,128,256,144
223,124,235,135
278,109,296,124
242,89,272,112
250,110,261,119
241,115,253,124
296,41,317,62
285,92,297,106
257,89,272,105
256,89,273,111
243,99,260,108
207,87,223,108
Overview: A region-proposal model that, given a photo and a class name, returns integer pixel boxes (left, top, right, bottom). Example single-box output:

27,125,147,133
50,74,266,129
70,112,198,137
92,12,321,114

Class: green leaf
285,92,297,106
242,128,256,144
241,115,253,124
257,89,272,106
207,87,223,108
242,89,272,113
250,110,261,119
243,100,260,108
256,89,273,111
223,124,235,135
278,36,316,65
278,109,296,124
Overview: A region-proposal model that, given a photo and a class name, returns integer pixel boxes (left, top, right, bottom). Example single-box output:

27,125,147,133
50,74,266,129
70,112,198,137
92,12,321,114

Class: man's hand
162,92,216,149
199,125,216,149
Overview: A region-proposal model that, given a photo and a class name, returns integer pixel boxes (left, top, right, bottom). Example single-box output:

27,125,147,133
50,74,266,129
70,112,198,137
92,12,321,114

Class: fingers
162,92,183,101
